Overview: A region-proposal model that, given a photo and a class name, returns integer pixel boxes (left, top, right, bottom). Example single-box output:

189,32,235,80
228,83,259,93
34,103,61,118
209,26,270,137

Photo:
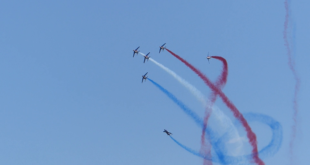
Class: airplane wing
144,58,146,63
161,43,166,47
135,46,140,50
133,52,135,57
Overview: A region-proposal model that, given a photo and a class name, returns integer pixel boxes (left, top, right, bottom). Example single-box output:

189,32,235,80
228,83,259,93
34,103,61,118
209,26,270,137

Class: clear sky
0,0,309,165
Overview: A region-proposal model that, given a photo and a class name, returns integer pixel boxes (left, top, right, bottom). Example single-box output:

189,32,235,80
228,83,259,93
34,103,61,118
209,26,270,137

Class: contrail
283,1,301,163
139,52,207,107
139,52,242,142
148,78,204,126
209,56,228,89
147,78,282,164
201,56,228,165
139,52,243,163
147,78,226,163
166,48,264,165
169,113,283,164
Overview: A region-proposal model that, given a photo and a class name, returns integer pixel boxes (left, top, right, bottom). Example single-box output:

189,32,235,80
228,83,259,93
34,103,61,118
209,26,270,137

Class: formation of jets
134,43,211,64
133,43,212,137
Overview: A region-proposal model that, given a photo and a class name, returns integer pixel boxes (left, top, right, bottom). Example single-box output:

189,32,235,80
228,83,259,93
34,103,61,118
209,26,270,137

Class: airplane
133,46,140,57
163,129,172,136
159,43,166,53
142,72,148,83
143,52,150,63
206,52,211,63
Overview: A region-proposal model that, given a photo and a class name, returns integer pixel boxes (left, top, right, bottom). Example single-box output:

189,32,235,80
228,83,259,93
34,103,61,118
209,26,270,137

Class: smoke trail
165,48,264,165
148,78,228,163
139,52,239,136
201,111,213,165
148,78,282,164
210,56,228,89
170,136,213,160
139,52,208,107
170,113,283,164
201,56,228,165
139,52,242,163
283,1,301,163
147,78,203,126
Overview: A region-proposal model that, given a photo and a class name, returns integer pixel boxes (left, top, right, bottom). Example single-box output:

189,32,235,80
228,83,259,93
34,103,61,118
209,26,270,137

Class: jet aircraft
163,129,172,136
159,43,166,53
142,72,148,83
143,52,150,63
133,46,140,57
206,52,211,63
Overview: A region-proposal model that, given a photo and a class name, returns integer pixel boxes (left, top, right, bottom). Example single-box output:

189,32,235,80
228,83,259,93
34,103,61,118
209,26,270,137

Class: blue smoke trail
170,136,213,160
169,113,282,164
140,53,243,162
148,78,203,126
148,78,282,164
147,78,225,163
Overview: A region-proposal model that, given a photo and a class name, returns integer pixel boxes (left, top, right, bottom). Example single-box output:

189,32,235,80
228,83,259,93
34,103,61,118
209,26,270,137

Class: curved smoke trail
165,48,264,165
170,113,282,164
139,52,208,107
201,56,228,165
148,78,282,164
147,78,204,126
148,78,231,163
138,53,242,157
139,52,243,164
283,1,301,163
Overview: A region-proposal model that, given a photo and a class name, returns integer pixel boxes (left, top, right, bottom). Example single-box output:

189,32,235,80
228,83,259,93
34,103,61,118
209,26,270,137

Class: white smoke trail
139,52,244,154
139,52,207,106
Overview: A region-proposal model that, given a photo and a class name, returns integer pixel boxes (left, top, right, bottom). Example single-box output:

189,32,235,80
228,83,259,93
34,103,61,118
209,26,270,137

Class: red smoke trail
210,56,228,89
201,111,212,165
284,0,301,163
166,48,264,165
200,56,228,165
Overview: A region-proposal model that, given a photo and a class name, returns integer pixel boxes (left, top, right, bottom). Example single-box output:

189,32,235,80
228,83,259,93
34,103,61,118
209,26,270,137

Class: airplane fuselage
133,46,140,57
159,47,165,53
159,43,166,53
143,54,150,63
142,72,148,82
163,130,172,135
142,77,147,82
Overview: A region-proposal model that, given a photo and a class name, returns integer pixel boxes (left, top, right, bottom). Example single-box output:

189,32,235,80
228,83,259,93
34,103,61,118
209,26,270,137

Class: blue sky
0,0,309,165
